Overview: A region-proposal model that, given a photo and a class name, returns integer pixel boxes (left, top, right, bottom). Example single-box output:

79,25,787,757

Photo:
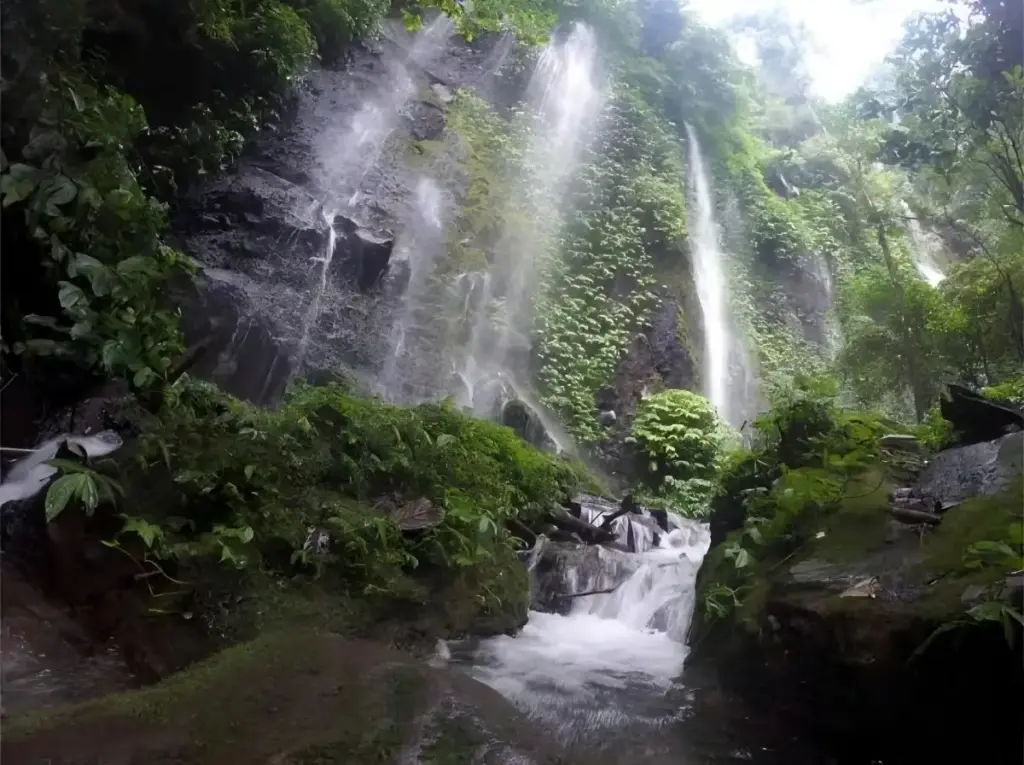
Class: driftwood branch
546,505,616,545
598,494,637,531
563,586,619,599
888,505,942,526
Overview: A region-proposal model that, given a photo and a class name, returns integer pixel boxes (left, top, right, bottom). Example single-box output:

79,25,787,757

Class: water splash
461,497,711,742
316,15,454,206
685,124,733,424
901,202,946,287
455,23,601,443
378,177,447,399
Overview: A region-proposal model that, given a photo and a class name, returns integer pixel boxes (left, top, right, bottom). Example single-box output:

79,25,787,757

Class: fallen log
887,505,942,526
547,505,617,545
598,493,638,531
563,585,619,599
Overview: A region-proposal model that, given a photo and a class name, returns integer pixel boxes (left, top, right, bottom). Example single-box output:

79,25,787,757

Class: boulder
176,269,292,405
692,472,1024,763
332,215,396,291
500,399,557,452
2,631,571,764
529,542,639,614
915,431,1023,505
940,383,1024,446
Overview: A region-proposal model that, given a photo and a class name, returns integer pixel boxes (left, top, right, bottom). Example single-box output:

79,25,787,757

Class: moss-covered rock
693,473,1024,762
2,630,570,764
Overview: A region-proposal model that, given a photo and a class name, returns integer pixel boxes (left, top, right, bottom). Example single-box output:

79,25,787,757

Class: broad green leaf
58,282,87,309
117,256,158,277
47,175,77,208
45,474,82,522
122,517,163,548
1,164,40,207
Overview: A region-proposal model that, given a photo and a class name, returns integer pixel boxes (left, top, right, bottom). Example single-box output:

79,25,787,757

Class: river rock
530,542,639,614
915,431,1023,505
940,383,1024,446
2,631,570,764
692,472,1024,763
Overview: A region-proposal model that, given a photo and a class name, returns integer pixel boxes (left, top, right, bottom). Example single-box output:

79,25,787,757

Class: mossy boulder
693,470,1024,762
3,630,569,764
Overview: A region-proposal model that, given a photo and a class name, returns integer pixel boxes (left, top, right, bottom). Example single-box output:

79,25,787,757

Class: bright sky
686,0,946,101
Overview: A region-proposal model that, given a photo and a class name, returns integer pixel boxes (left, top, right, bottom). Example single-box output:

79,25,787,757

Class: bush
285,0,388,62
983,376,1024,408
116,379,591,609
626,389,723,515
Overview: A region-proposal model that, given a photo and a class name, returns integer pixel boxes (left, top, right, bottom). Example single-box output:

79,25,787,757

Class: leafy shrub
982,376,1024,408
626,389,723,515
285,0,388,62
2,73,188,388
121,378,590,605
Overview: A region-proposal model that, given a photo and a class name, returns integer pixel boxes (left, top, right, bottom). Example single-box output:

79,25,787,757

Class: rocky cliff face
172,22,526,404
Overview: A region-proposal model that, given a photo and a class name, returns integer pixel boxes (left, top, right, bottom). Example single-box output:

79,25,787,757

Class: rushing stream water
452,498,713,750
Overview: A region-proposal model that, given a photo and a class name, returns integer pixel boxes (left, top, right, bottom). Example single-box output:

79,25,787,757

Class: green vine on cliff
535,89,687,441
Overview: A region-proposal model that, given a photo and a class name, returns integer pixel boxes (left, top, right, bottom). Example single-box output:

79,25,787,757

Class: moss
421,716,484,765
4,631,440,762
808,468,893,564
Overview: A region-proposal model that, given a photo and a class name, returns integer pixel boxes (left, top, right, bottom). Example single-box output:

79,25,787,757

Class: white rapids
457,499,711,743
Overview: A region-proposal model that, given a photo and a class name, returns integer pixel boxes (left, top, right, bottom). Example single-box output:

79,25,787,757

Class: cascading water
685,124,734,425
455,497,711,745
456,24,601,428
377,176,447,400
901,201,947,287
316,16,454,206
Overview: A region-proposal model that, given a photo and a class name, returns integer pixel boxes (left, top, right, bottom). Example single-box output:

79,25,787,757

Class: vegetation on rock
625,389,723,516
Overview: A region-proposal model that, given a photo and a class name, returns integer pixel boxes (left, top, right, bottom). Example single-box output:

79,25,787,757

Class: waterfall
457,23,601,426
378,177,447,401
316,15,454,205
901,202,946,287
457,496,710,742
684,125,734,425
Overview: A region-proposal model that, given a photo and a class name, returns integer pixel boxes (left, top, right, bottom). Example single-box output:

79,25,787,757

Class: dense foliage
64,377,589,621
625,389,723,515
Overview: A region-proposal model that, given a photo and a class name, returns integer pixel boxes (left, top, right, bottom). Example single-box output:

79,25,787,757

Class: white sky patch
686,0,946,101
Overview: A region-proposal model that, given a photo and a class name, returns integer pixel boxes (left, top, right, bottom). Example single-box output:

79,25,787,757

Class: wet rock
915,431,1023,505
596,409,617,427
694,474,1024,763
940,383,1024,446
176,269,293,404
598,296,699,482
530,542,639,614
431,82,455,103
2,631,571,764
0,564,137,716
880,433,920,453
405,100,447,140
332,217,396,291
501,399,557,452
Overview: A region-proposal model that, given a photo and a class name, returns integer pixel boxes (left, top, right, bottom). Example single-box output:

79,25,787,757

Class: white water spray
378,176,447,400
316,15,454,205
901,202,946,287
453,24,600,444
685,124,732,424
462,499,710,741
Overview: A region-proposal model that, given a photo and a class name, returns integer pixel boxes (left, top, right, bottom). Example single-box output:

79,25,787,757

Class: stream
450,497,827,764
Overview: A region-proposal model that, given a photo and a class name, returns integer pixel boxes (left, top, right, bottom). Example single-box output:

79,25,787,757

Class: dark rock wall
172,22,523,404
